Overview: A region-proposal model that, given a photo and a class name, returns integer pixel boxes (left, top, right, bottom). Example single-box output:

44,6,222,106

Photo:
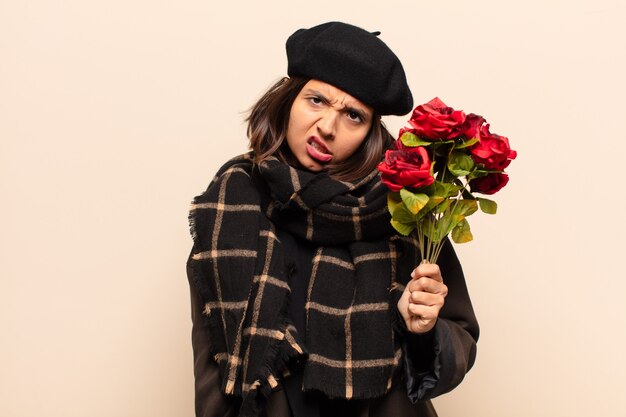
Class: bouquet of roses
377,98,517,263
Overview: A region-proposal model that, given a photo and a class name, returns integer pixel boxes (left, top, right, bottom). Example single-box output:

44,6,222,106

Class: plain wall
2,0,625,416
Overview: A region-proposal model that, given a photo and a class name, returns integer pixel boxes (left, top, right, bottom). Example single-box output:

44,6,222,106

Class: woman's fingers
407,303,439,321
398,264,448,334
411,263,443,282
407,277,448,296
410,289,445,306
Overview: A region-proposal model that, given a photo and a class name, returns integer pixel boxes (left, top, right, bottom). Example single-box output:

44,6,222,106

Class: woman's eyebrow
304,88,370,118
303,89,330,102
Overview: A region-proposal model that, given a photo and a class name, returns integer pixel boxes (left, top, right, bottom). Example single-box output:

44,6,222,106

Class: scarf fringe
239,298,307,417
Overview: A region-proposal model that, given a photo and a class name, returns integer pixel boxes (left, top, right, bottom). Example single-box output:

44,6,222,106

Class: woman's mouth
306,137,333,163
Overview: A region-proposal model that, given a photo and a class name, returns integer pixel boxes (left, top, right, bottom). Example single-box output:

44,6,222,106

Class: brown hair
246,77,395,182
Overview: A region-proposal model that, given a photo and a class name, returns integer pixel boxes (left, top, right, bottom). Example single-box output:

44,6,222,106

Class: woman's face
286,79,374,172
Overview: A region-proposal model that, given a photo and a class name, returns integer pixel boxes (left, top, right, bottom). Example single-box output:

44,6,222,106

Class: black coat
189,232,478,417
188,155,479,417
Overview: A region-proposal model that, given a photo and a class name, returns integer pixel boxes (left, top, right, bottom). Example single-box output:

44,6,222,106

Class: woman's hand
397,263,448,334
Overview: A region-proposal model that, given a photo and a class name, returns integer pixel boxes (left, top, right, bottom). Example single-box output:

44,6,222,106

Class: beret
286,21,413,116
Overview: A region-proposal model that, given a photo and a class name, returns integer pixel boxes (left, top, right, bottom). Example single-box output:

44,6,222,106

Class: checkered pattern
187,154,421,415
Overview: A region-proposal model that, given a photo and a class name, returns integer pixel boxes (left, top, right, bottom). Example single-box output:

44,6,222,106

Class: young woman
187,21,479,417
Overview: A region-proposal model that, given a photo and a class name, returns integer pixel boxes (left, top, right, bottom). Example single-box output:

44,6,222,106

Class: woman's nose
316,110,338,139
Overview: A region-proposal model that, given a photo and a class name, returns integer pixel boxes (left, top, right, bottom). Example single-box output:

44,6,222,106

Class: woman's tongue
306,139,333,163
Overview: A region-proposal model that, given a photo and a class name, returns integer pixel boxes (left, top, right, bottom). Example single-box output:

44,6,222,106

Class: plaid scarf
187,154,419,416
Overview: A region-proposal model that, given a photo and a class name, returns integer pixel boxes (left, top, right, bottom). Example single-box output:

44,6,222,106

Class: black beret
286,21,413,116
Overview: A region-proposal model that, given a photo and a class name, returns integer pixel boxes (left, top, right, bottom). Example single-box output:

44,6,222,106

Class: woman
187,21,479,417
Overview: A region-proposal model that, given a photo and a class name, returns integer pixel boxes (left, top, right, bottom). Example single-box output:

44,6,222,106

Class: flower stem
417,222,425,263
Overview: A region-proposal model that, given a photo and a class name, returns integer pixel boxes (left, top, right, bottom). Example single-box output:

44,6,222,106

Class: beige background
2,0,625,416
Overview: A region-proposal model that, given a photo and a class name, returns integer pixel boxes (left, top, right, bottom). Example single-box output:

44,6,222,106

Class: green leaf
451,219,474,243
418,216,440,242
391,220,415,236
447,151,475,177
391,203,416,224
468,169,491,180
415,196,444,221
389,197,417,236
433,181,463,199
454,137,480,149
400,132,433,147
419,213,454,243
432,139,455,148
435,198,451,214
452,199,479,219
400,189,429,215
477,198,497,214
387,192,402,215
416,199,478,245
437,213,457,241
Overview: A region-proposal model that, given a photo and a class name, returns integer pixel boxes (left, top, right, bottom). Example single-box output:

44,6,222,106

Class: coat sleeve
396,238,480,403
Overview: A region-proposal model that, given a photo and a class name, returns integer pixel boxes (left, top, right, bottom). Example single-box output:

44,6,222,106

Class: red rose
469,173,509,195
377,142,434,192
406,97,467,140
470,124,517,170
461,113,485,140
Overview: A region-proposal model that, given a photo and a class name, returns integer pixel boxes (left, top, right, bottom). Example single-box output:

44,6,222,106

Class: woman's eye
309,97,323,105
347,111,362,123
